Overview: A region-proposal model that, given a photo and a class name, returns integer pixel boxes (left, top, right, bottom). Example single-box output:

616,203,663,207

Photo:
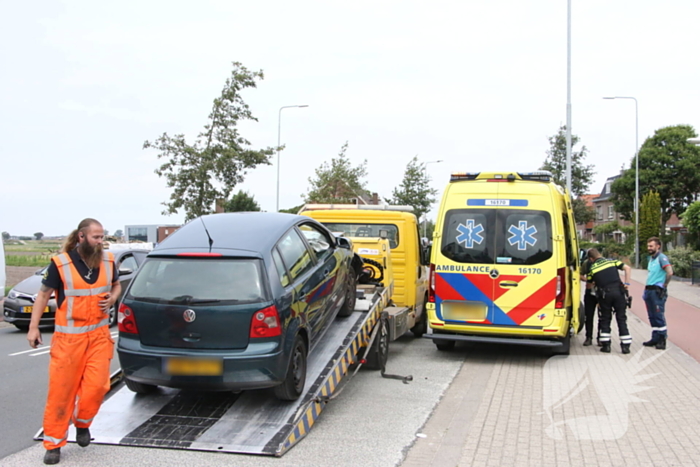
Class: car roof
151,212,315,256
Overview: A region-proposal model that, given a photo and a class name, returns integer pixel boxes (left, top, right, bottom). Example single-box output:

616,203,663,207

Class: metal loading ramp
35,290,387,457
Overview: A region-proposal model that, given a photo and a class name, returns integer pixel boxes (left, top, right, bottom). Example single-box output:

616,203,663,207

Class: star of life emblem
508,221,538,251
456,220,484,248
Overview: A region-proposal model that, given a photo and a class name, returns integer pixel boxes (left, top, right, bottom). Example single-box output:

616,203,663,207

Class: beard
79,241,104,269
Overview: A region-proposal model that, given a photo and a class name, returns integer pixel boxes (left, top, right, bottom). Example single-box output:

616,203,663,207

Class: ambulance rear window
440,209,553,265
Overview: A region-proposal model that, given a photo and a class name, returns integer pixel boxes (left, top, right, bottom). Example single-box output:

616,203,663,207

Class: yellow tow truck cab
426,171,582,354
299,205,429,337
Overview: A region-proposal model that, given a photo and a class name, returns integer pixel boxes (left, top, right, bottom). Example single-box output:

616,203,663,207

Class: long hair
61,218,102,253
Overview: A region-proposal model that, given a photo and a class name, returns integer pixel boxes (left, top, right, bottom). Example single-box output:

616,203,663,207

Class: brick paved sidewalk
403,273,700,467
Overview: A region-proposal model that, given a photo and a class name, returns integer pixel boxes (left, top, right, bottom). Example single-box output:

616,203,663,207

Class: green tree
611,124,700,232
114,229,124,238
639,191,661,245
145,62,275,221
225,190,261,212
681,200,700,249
305,142,368,203
279,204,305,214
34,232,44,240
540,125,596,224
2,231,9,241
389,156,439,221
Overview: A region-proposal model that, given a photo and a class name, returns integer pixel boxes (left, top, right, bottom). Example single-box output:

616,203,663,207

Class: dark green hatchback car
117,212,359,400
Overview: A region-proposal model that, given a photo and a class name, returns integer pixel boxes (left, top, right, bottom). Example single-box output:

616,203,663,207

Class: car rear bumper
117,336,289,391
425,331,567,348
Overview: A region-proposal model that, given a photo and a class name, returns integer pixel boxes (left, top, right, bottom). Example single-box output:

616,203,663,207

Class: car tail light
250,305,282,338
428,264,436,303
118,303,139,334
555,267,566,309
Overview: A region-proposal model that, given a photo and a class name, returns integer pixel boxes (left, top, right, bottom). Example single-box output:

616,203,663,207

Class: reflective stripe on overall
43,251,115,450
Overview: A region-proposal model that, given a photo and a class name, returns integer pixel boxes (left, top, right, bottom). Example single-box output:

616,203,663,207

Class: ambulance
425,171,582,355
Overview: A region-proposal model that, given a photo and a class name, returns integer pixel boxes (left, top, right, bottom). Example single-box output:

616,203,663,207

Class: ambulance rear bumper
424,333,566,348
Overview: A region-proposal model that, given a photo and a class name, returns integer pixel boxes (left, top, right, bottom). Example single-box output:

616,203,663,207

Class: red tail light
555,267,566,309
250,305,282,338
118,303,139,334
428,264,436,303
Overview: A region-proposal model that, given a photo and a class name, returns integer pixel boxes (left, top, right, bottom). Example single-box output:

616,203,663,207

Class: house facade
591,174,632,243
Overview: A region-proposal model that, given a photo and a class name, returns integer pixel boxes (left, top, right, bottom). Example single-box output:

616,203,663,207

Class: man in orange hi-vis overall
27,218,121,465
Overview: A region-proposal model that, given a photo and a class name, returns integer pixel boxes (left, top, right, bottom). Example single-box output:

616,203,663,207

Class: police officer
579,252,599,346
585,248,632,354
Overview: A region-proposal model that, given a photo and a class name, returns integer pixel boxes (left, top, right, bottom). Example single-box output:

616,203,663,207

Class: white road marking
29,350,51,357
9,348,45,356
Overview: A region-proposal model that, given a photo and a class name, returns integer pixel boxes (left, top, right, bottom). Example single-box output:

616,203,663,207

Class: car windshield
321,223,399,249
128,258,266,305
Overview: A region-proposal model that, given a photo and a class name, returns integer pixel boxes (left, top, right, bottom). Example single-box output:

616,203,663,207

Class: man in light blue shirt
643,237,673,350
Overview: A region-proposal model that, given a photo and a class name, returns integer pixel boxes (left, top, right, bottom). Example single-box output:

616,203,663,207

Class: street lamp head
602,97,616,100
298,105,309,108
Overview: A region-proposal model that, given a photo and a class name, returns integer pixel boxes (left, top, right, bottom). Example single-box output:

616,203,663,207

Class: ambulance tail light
555,267,566,309
428,264,436,303
118,303,139,334
250,305,282,338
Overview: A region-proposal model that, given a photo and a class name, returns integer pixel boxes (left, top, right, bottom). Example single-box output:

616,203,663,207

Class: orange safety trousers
43,328,114,449
42,251,115,450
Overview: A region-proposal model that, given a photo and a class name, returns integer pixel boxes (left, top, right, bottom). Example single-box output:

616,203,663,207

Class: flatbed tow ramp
35,288,394,457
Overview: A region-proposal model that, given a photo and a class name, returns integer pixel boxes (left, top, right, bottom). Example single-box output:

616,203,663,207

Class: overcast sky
1,0,698,237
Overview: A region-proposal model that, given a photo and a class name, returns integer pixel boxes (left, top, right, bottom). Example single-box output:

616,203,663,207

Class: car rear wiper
171,295,222,305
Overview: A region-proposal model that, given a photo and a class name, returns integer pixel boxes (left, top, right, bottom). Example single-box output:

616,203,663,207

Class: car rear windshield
321,223,399,248
127,258,266,305
441,209,553,265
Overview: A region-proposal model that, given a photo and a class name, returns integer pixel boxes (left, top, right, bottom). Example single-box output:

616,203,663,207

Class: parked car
3,248,150,330
117,212,359,401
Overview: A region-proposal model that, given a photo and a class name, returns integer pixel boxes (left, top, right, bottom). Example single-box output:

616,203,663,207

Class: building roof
593,174,621,202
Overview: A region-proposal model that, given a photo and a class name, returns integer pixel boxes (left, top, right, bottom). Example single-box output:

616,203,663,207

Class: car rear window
128,258,266,305
321,223,399,248
441,209,553,265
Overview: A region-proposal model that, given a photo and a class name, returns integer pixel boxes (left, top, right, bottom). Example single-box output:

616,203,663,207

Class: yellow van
299,205,429,337
426,171,582,354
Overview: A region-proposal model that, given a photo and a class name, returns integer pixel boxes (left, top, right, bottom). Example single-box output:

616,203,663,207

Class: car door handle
323,269,330,277
499,281,519,287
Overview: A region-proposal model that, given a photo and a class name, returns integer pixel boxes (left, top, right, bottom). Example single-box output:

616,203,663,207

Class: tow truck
35,235,410,456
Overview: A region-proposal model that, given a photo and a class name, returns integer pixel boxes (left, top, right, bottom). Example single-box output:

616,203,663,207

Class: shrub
664,246,700,278
5,254,53,268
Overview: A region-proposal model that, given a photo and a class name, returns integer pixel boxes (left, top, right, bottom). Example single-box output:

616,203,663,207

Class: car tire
274,335,307,401
435,340,456,351
410,297,428,338
337,272,357,318
124,378,157,394
364,319,389,370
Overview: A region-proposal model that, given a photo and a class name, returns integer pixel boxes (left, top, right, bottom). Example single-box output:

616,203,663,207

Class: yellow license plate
21,306,50,314
442,301,488,321
164,358,223,376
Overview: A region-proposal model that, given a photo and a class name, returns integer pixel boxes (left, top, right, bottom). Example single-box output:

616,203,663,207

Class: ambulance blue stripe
438,273,517,326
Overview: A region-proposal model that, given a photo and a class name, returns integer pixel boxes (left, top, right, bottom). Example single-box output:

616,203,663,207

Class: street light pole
565,0,572,195
423,160,443,239
276,105,309,212
603,96,639,268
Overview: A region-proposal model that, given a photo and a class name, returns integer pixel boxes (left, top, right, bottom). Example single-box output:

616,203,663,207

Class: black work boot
583,337,593,346
76,427,91,447
643,338,658,347
44,447,60,465
655,336,667,350
621,344,631,354
597,337,602,347
600,342,611,353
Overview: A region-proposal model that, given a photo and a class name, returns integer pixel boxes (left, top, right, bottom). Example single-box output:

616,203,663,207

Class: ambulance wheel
552,329,571,356
364,319,389,370
577,302,585,334
410,298,428,338
124,378,157,394
435,340,456,351
337,273,357,318
274,335,307,401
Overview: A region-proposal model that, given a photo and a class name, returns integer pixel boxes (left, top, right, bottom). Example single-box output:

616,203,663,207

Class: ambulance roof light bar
450,171,553,183
518,171,553,182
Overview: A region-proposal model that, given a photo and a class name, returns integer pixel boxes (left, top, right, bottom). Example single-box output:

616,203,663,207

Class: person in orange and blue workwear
27,219,121,465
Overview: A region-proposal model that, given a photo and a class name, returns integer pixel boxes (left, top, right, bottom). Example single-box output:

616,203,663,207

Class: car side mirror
421,245,432,265
119,268,134,276
336,237,352,250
